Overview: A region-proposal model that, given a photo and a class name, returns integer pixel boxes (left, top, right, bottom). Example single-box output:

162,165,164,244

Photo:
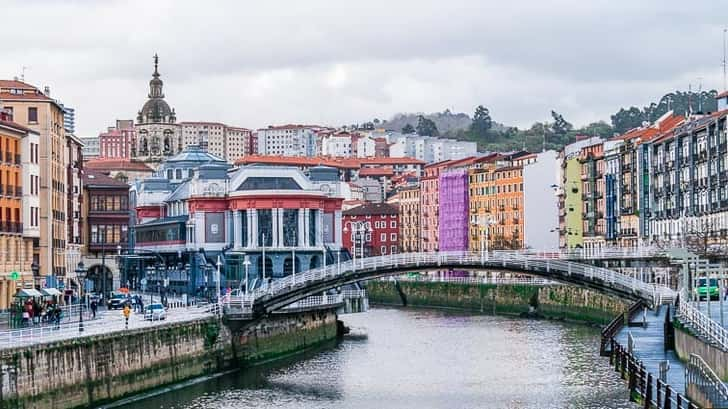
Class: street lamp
215,255,222,317
242,255,251,296
116,244,123,289
74,261,87,333
472,214,495,261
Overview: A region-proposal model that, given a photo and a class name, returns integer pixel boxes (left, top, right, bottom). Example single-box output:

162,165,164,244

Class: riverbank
366,280,627,325
0,309,339,409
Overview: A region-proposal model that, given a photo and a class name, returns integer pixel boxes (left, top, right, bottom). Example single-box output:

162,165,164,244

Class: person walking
90,300,98,319
123,304,131,329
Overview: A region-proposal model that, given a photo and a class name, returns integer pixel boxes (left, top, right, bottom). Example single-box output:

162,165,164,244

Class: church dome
141,98,172,122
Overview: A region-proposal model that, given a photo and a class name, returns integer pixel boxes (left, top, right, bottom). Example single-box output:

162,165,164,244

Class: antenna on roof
21,66,28,82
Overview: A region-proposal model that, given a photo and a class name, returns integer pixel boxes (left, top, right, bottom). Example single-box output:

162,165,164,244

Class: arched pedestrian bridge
226,251,676,320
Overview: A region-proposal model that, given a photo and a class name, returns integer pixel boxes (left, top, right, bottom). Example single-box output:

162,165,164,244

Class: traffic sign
9,271,19,281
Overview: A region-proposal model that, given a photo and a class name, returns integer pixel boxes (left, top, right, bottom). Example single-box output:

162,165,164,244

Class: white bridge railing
282,294,343,310
386,275,558,286
226,251,674,317
677,288,728,351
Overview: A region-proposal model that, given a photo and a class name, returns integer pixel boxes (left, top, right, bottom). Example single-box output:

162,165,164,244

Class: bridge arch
244,252,673,318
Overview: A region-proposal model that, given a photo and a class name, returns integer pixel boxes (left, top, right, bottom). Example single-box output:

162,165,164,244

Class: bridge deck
615,305,686,395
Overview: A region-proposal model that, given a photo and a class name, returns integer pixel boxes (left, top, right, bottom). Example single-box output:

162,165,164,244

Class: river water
116,308,634,409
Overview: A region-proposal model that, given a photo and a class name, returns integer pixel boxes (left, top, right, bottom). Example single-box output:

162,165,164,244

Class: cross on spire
153,53,159,76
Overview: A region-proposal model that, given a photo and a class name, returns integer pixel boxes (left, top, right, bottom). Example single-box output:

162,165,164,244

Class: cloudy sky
2,0,725,136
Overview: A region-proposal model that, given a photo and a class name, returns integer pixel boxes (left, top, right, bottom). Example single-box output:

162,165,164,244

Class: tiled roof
358,166,394,177
0,80,55,103
85,159,154,172
0,119,35,135
180,121,226,127
343,202,398,216
82,171,130,188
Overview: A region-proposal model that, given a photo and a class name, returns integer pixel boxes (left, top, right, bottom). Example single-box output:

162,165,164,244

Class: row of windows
90,224,128,244
90,195,129,212
372,220,397,229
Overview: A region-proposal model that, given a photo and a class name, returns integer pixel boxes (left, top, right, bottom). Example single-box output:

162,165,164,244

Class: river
114,307,634,409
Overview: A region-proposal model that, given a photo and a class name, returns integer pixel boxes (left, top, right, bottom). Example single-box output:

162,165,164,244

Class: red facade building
343,202,399,257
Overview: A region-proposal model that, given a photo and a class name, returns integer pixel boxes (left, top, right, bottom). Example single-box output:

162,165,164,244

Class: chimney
43,86,51,97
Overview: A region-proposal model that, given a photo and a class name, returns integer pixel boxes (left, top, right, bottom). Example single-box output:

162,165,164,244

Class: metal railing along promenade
386,275,558,286
282,294,343,310
686,353,728,406
228,251,675,317
677,288,728,351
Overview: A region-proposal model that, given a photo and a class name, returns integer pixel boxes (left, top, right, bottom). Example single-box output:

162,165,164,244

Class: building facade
0,109,35,309
343,203,399,257
439,170,469,251
99,120,135,159
66,134,84,285
180,122,253,163
523,151,560,250
80,136,100,160
1,80,70,282
398,185,420,252
256,125,320,157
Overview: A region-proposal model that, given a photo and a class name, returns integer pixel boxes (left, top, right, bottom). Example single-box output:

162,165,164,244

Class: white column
233,210,242,249
271,208,279,247
277,208,284,248
195,212,205,244
251,209,258,247
316,210,324,246
303,209,310,247
334,210,342,247
246,210,253,248
298,209,306,247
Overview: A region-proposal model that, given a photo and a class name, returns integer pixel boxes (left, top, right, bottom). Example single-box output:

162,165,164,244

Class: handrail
226,251,675,316
385,275,558,286
677,288,728,351
686,353,728,403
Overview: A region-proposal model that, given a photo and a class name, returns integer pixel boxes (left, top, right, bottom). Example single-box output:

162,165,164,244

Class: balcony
511,204,519,210
498,205,505,211
0,184,3,195
4,151,10,164
0,221,22,234
14,154,20,165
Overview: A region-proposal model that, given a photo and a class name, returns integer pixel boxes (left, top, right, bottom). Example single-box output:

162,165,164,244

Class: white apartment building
387,133,476,163
180,122,252,163
321,133,353,157
257,125,319,157
356,136,376,158
80,136,99,160
523,150,560,250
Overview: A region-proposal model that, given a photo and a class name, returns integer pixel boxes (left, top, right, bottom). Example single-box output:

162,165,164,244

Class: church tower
133,54,181,164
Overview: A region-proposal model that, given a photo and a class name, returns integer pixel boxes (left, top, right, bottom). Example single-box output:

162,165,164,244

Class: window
27,107,38,123
283,209,298,246
175,169,182,179
380,246,387,255
391,233,397,241
391,221,397,228
380,233,386,242
167,169,173,179
391,245,397,254
258,209,273,246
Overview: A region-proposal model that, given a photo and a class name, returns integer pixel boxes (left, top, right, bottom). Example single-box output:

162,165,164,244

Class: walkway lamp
243,255,251,296
74,261,87,333
215,255,222,317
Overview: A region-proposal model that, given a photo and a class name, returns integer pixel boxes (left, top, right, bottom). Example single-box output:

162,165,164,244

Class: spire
149,53,164,98
153,53,159,77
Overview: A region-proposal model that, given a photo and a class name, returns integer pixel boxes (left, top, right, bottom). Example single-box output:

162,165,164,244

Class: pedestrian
90,300,97,319
123,304,131,329
138,297,144,314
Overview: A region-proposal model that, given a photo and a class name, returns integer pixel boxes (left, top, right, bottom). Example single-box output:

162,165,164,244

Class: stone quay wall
0,309,338,409
366,280,627,325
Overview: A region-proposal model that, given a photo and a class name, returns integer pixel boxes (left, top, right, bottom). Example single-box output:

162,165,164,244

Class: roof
234,155,424,169
137,216,189,229
717,90,728,99
83,171,131,188
180,121,226,127
166,145,226,164
166,181,190,202
85,158,154,172
358,166,394,177
343,202,399,216
0,80,60,106
0,119,36,135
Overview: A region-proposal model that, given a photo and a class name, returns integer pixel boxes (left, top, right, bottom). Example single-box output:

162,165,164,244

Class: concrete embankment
674,323,728,381
366,280,627,325
0,309,338,409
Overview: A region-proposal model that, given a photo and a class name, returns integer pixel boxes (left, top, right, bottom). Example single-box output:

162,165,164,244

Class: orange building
0,108,34,309
469,163,524,250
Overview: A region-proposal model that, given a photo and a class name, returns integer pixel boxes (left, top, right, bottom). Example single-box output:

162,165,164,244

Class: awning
41,288,63,296
16,288,43,297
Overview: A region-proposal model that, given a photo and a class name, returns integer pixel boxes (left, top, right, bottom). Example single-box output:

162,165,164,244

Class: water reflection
115,308,634,409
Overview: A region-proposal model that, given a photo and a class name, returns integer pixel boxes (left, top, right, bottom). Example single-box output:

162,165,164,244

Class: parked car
144,303,166,320
694,277,720,300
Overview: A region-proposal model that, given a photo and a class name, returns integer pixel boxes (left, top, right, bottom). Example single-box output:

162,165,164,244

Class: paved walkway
0,306,213,349
615,305,686,395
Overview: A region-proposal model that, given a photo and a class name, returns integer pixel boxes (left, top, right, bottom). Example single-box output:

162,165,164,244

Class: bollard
621,351,628,380
628,360,637,402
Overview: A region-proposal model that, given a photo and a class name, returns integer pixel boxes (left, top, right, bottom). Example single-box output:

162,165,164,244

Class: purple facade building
438,170,469,251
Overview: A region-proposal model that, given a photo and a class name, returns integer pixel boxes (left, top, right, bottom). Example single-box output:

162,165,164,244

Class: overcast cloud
1,0,725,136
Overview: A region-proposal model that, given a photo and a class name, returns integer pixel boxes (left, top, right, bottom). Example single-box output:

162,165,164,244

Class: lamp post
215,255,222,317
292,248,296,284
74,261,87,333
116,244,123,289
243,255,251,296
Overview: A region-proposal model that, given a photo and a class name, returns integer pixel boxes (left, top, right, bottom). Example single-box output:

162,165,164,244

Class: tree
373,118,380,125
416,115,439,136
550,111,572,137
402,124,416,134
470,105,492,137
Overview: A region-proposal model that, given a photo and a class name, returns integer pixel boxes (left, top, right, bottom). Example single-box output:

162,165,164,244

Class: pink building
438,170,469,251
99,120,134,159
420,162,448,252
